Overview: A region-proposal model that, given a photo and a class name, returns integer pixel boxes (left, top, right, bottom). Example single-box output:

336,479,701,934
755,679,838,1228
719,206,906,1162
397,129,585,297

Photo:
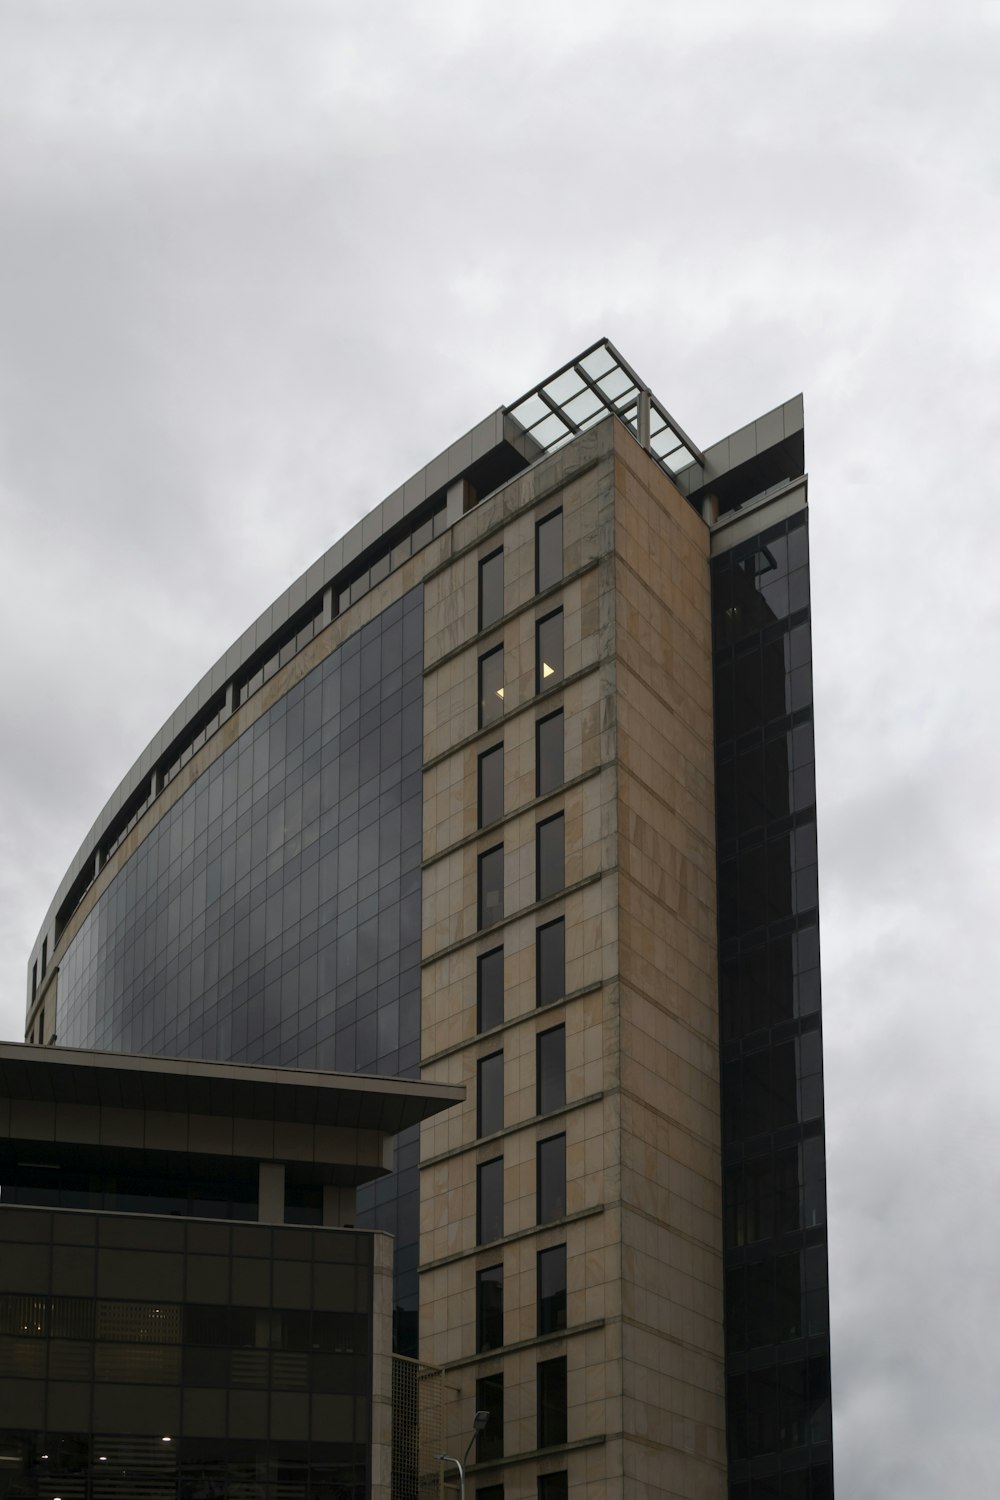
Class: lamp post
435,1409,490,1500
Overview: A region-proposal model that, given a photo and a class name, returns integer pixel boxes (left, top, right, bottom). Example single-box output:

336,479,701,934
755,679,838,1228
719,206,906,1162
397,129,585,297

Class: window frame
477,1049,504,1137
477,1156,504,1245
478,742,504,828
536,1243,567,1337
535,609,564,694
476,1264,504,1353
479,547,504,632
535,508,563,594
536,1025,566,1116
478,844,504,929
536,918,566,1008
535,709,564,798
477,947,504,1032
479,645,505,729
536,1133,566,1226
536,813,565,902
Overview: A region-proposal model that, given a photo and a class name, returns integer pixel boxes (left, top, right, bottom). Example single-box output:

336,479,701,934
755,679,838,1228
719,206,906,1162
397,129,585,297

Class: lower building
0,1042,461,1500
24,341,833,1497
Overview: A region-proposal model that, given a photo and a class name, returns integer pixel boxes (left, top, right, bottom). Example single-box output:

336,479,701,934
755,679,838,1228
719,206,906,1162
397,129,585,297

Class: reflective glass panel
536,1025,565,1115
479,744,504,828
536,815,564,901
537,1134,566,1224
479,548,504,631
476,1265,503,1353
476,1371,504,1462
537,1244,566,1336
477,1157,503,1244
478,948,504,1031
536,611,563,692
537,1355,567,1447
536,710,564,797
536,510,563,593
478,1050,504,1137
480,646,505,727
478,846,504,929
536,919,565,1008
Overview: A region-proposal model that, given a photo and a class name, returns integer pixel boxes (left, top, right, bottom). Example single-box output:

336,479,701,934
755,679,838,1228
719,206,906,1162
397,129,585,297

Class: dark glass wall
711,510,834,1500
54,588,424,1354
0,1206,374,1500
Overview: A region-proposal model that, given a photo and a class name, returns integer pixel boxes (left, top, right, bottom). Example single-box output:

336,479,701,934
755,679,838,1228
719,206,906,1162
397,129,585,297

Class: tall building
24,341,833,1499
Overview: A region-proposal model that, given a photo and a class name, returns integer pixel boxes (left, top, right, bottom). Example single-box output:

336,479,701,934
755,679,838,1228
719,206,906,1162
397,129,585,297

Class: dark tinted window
536,919,565,1007
479,744,504,827
480,646,505,727
477,1488,504,1500
536,509,563,593
536,814,565,901
477,1157,503,1244
537,1244,567,1336
479,548,504,631
476,1371,504,1462
477,1264,503,1352
478,1050,504,1137
536,611,564,692
538,1473,568,1500
479,845,504,929
536,1026,565,1115
537,1134,566,1224
478,947,504,1032
536,710,564,797
537,1355,567,1447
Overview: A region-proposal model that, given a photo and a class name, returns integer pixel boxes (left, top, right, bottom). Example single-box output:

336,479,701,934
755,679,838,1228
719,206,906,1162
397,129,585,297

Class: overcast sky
1,2,998,1494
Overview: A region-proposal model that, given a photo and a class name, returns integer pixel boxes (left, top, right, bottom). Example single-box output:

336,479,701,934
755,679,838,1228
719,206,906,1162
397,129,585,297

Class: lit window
536,611,563,692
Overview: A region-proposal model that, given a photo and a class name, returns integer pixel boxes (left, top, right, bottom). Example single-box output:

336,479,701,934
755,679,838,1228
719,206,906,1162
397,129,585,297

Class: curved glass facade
55,587,425,1353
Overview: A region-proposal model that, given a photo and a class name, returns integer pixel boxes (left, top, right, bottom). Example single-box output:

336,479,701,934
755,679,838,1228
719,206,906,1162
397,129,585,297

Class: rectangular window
476,1265,503,1353
538,1473,568,1500
536,710,564,798
537,1244,567,1336
536,814,565,902
41,937,47,979
536,509,563,593
479,645,505,728
31,962,37,1001
478,845,504,929
478,1050,504,1137
38,1006,45,1046
478,947,504,1032
477,1157,504,1244
537,1356,567,1448
537,1134,566,1225
536,1026,565,1116
479,547,504,631
536,919,565,1008
476,1372,504,1462
478,744,504,828
536,610,564,692
477,1486,504,1500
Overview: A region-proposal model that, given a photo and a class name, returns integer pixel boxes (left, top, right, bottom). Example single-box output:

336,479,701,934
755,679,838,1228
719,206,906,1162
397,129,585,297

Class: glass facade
0,1207,375,1500
54,589,425,1355
711,510,834,1500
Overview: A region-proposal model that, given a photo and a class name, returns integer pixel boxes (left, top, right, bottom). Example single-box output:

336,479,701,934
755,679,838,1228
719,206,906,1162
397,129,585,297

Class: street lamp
435,1409,490,1500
